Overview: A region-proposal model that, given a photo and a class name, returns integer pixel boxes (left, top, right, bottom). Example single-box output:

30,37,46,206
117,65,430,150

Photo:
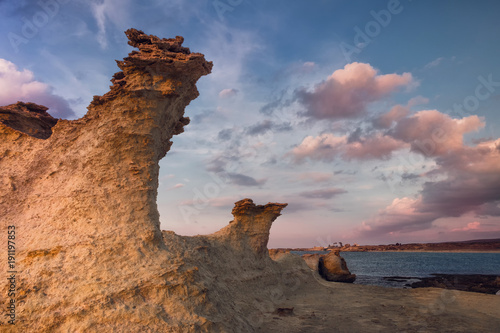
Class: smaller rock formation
214,198,287,257
318,251,356,283
301,253,321,271
0,101,58,139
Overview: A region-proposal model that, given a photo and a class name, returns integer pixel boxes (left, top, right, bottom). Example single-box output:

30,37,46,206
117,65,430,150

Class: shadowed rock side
0,102,58,139
318,251,356,283
0,29,311,332
299,252,356,283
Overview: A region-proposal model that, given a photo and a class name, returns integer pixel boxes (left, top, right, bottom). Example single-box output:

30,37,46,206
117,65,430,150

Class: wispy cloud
218,88,239,99
227,173,266,187
299,188,347,199
89,0,131,49
424,57,445,69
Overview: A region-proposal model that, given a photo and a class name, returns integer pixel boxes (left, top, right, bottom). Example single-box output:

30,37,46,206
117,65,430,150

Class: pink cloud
358,197,440,237
0,59,75,118
297,62,413,120
218,88,239,98
390,110,484,156
291,133,346,162
291,132,406,163
373,96,428,129
359,138,500,238
343,134,407,160
452,221,481,232
169,183,185,190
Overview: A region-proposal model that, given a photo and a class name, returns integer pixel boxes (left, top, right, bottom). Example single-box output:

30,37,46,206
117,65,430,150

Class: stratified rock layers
0,30,310,332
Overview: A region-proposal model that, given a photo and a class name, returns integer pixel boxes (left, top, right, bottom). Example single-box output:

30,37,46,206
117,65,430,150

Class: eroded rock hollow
0,29,310,332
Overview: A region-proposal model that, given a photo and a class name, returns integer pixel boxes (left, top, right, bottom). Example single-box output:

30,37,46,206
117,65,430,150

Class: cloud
244,120,292,136
299,188,347,199
169,183,184,190
90,0,131,49
296,62,413,120
301,61,316,72
390,110,485,156
343,134,407,160
296,172,333,183
372,96,429,129
217,128,233,141
179,196,238,210
227,173,266,187
452,221,480,232
360,138,500,237
417,139,500,215
218,88,239,98
373,104,410,129
291,133,346,162
259,89,292,115
373,95,430,129
424,57,445,70
0,59,75,118
291,132,406,163
359,197,440,236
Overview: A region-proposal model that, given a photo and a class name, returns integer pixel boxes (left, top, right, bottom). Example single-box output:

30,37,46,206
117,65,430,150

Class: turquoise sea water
293,251,500,288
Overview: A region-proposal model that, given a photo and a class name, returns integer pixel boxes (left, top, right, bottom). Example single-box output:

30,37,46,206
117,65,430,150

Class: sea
292,251,500,288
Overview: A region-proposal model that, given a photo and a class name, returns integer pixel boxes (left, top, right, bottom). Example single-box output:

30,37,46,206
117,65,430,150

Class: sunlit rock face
0,29,310,332
318,251,356,283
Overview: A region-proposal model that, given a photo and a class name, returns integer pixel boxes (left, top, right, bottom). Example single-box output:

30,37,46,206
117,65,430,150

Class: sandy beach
258,267,500,332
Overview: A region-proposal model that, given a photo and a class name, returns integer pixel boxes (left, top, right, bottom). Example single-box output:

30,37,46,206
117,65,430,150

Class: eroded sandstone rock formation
318,251,356,283
0,29,310,332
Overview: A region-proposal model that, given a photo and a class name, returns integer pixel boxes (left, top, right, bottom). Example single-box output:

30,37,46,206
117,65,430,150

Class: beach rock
318,251,356,283
301,253,321,271
268,248,290,261
409,274,500,295
0,29,314,333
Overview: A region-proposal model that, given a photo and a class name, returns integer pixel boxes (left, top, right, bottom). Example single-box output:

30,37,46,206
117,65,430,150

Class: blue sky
1,0,500,247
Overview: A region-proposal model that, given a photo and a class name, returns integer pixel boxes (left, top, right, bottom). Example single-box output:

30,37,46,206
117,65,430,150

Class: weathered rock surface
0,102,58,139
0,29,311,332
318,251,356,283
301,253,322,271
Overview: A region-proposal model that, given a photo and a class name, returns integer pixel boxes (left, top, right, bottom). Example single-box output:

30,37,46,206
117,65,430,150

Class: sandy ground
259,272,500,333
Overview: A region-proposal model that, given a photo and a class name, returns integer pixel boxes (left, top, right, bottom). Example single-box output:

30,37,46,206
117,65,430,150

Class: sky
1,0,500,247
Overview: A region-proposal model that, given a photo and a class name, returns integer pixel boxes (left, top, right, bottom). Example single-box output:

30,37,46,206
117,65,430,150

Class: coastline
274,238,500,254
342,249,500,253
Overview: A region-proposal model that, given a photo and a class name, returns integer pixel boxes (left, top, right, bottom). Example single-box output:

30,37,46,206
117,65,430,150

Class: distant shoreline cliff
273,238,500,253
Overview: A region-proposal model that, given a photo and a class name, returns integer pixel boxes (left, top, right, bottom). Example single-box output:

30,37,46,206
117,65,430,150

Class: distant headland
274,238,500,253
